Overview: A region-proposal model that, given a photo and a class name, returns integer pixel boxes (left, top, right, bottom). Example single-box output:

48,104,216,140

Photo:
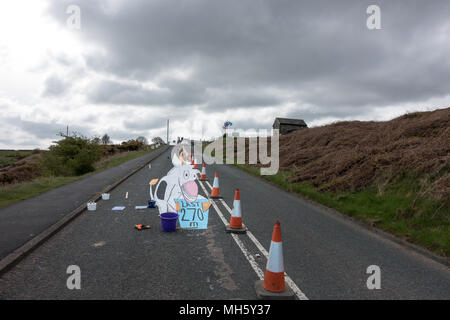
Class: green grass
0,150,35,168
0,147,159,209
0,176,82,208
94,148,156,171
235,164,450,258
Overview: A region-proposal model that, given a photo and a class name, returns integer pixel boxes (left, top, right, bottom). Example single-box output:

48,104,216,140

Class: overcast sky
0,0,449,149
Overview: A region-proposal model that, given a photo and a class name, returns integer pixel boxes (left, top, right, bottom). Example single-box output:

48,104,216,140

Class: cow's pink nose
182,180,198,201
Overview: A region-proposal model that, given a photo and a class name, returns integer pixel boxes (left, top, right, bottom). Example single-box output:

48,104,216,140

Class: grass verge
235,164,450,259
0,148,159,209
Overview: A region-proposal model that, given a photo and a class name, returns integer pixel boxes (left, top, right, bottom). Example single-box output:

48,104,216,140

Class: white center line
197,180,266,280
200,179,308,300
206,181,271,258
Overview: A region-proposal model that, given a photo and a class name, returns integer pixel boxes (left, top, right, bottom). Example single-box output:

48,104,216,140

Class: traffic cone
199,162,207,181
193,156,199,169
209,172,222,199
226,189,247,234
255,221,295,299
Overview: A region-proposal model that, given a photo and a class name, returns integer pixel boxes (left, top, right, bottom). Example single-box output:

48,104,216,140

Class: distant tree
42,134,102,176
91,137,101,145
136,136,148,145
101,134,111,145
152,137,165,145
118,139,143,151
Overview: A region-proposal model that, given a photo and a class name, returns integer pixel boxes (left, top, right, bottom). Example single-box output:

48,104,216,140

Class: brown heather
278,108,449,200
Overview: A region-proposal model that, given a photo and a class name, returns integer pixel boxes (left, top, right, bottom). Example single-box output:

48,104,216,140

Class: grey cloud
0,137,38,148
54,54,72,67
42,75,71,97
88,77,281,110
3,116,156,146
123,118,166,131
205,88,283,109
45,0,450,118
159,77,206,106
2,116,93,141
88,80,167,105
88,79,205,106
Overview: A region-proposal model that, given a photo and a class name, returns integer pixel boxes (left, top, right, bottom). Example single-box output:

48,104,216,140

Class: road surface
1,147,449,299
0,146,168,261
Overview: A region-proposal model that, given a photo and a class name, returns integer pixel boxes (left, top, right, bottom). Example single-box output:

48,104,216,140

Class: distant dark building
272,118,308,135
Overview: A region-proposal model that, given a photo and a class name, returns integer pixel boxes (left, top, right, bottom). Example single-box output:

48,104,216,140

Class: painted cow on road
149,145,205,213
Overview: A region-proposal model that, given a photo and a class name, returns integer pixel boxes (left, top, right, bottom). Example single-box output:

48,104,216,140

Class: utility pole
66,125,69,137
167,119,169,144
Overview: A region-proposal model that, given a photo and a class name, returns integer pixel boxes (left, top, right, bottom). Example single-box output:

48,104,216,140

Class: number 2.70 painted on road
175,199,211,229
180,207,204,228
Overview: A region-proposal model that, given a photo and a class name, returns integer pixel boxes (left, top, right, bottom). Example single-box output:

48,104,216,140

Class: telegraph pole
167,119,169,144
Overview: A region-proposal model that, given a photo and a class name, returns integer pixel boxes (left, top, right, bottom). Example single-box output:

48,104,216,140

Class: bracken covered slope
279,108,449,200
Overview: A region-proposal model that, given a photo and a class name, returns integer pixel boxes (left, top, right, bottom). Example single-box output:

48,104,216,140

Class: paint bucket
102,193,110,200
148,200,156,208
87,202,97,211
160,212,178,232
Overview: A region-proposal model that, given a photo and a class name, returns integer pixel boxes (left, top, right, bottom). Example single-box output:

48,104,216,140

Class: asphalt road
0,146,167,261
1,147,449,299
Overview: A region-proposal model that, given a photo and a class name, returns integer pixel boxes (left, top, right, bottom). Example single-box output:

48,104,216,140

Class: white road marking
92,241,106,248
205,180,213,190
201,179,308,300
125,192,128,199
205,181,268,257
197,180,265,280
217,195,270,259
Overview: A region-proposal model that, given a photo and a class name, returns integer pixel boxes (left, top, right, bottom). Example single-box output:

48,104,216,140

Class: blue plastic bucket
160,212,178,232
148,200,156,208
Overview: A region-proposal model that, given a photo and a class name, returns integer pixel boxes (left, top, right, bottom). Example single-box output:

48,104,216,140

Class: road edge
0,146,170,277
231,164,450,269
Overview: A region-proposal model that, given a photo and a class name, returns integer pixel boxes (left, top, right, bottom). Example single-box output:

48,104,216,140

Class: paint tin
87,202,97,211
148,200,156,208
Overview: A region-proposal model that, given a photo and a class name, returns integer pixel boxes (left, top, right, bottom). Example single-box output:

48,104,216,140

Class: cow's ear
172,152,183,166
179,151,187,165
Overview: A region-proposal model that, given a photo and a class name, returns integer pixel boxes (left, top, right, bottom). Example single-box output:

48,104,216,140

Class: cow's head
170,148,200,202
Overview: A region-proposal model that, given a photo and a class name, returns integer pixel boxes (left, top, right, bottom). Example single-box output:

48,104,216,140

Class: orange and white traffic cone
226,189,247,234
209,171,222,199
199,162,207,181
255,221,295,299
193,156,199,169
